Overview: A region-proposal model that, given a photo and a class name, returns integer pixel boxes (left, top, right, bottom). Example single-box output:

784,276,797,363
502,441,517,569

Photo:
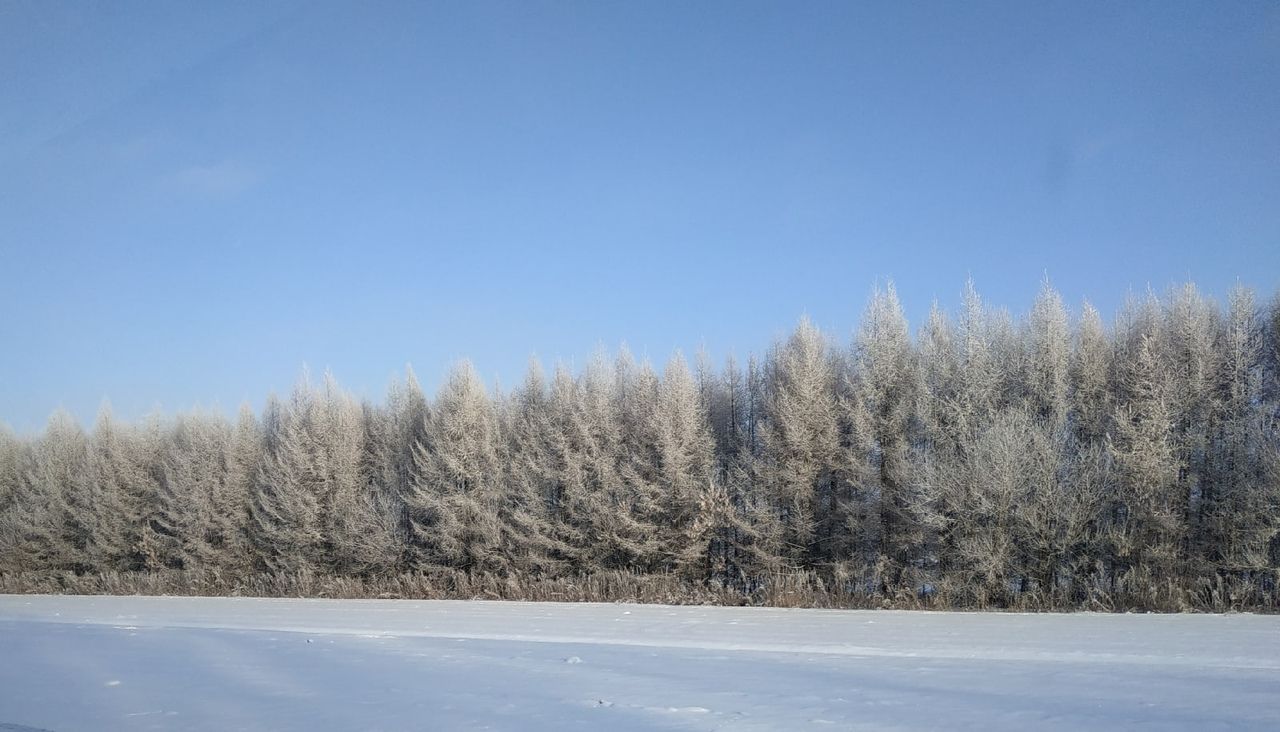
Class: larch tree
406,361,505,573
652,352,718,576
721,354,786,582
33,411,92,572
542,361,631,572
908,303,959,588
1012,418,1106,603
1161,283,1220,553
956,279,999,431
87,406,162,571
382,368,429,545
1107,335,1184,593
1026,281,1071,428
1207,286,1280,586
843,282,918,585
0,425,39,573
944,410,1034,607
1265,293,1280,412
222,404,262,573
760,317,839,568
155,412,233,570
496,359,560,574
249,387,323,574
613,353,665,570
1,278,1277,611
925,283,1004,590
4,423,66,573
1071,301,1113,447
316,373,400,576
542,364,592,569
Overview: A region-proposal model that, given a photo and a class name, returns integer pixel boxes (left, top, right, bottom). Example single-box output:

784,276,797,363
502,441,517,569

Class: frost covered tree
1071,302,1112,446
1205,286,1280,587
541,364,595,569
316,374,401,575
714,354,786,582
406,361,506,572
0,425,41,573
222,404,262,572
1161,283,1219,552
1107,335,1184,592
612,352,666,570
1025,281,1070,428
1265,293,1280,411
36,411,96,572
957,279,999,429
249,372,400,575
651,352,718,575
155,413,233,570
250,388,323,574
86,406,166,571
943,410,1032,606
843,283,919,583
496,359,560,573
760,317,839,567
921,283,1006,591
2,278,1277,610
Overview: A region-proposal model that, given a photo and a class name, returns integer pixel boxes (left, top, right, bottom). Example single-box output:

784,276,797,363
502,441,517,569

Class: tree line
2,280,1278,610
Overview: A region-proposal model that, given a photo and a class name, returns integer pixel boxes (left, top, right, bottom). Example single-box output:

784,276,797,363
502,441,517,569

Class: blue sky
2,1,1278,432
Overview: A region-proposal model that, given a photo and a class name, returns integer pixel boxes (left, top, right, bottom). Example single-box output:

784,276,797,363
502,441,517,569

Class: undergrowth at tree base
2,569,1274,614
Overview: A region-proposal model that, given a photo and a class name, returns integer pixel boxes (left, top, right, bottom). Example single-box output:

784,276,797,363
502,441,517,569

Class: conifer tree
406,361,505,572
1071,301,1112,446
1026,281,1070,427
844,283,918,584
1108,336,1184,590
497,359,560,573
0,425,39,573
652,352,718,575
249,386,323,574
0,278,1276,609
760,317,838,567
156,413,233,570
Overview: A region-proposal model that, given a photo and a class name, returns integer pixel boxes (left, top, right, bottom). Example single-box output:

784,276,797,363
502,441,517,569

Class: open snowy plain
0,595,1276,731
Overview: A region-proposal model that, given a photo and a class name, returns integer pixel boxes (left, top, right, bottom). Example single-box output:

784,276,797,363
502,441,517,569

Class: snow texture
0,595,1276,730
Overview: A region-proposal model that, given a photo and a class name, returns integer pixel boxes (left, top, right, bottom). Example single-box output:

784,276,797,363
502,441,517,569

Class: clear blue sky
2,1,1278,432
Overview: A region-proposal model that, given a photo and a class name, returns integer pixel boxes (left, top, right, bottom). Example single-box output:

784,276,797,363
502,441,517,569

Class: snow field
0,595,1276,730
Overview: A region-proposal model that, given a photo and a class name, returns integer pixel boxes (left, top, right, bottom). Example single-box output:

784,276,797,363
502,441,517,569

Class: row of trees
2,281,1278,609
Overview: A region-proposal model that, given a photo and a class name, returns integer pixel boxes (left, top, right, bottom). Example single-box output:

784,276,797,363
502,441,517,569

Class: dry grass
1,568,1273,612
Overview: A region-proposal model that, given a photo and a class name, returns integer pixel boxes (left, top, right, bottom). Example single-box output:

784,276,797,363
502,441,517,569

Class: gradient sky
2,1,1278,432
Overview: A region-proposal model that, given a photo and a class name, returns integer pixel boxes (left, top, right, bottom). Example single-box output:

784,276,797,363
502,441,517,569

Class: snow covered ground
0,595,1276,731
